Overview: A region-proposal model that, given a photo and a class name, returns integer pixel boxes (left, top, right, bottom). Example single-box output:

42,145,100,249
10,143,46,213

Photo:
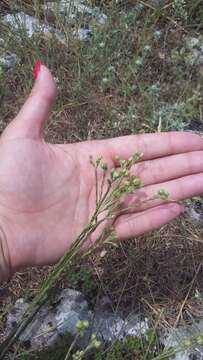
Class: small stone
187,207,202,224
124,315,149,337
162,319,203,360
6,291,150,353
0,53,18,68
0,38,5,47
43,1,76,24
185,37,203,66
148,0,164,8
6,289,93,351
74,28,93,41
199,55,203,65
77,3,94,15
6,298,28,335
43,0,107,28
186,37,200,49
92,296,125,343
3,12,50,38
96,13,108,26
93,311,125,343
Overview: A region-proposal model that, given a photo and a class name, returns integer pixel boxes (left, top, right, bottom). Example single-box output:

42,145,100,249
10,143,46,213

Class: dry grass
0,0,203,358
95,216,203,325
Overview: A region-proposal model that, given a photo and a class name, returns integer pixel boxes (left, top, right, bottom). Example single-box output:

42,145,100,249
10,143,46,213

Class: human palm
1,65,203,274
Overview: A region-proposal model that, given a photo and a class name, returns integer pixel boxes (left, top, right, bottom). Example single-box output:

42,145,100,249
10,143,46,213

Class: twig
138,0,188,33
174,262,202,327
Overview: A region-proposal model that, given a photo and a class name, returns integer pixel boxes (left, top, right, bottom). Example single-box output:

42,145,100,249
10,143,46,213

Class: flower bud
111,170,120,180
83,320,89,329
101,162,108,171
196,335,203,346
158,189,170,200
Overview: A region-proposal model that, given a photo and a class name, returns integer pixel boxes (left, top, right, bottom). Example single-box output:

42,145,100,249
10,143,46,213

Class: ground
0,0,203,359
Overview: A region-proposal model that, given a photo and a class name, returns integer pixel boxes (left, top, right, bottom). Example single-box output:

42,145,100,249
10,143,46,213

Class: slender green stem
0,153,144,358
64,334,80,360
0,215,106,358
95,165,99,209
99,171,107,202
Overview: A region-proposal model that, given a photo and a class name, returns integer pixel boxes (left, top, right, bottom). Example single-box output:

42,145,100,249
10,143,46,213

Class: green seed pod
124,180,130,187
83,320,89,329
111,170,120,180
120,169,129,177
91,333,97,341
93,340,102,349
76,320,83,330
132,176,142,187
196,335,203,346
183,339,192,347
101,162,108,171
158,189,170,200
96,157,102,166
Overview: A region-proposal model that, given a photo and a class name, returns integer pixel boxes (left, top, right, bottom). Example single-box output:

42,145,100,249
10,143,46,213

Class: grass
0,0,203,359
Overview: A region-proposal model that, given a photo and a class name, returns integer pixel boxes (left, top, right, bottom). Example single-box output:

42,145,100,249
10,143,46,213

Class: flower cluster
76,319,90,337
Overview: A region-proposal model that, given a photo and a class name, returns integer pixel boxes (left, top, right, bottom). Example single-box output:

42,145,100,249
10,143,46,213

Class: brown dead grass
91,215,203,328
0,0,203,344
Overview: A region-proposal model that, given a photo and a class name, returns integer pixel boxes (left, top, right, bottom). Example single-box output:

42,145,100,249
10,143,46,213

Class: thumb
3,62,57,140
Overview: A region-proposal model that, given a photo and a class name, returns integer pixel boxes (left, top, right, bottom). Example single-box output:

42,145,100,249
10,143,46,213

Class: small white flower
102,77,108,84
153,30,162,40
143,45,151,53
108,65,115,72
99,42,105,48
135,57,143,66
136,3,144,12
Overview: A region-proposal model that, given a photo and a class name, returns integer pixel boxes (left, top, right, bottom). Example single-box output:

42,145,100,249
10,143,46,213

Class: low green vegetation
0,0,203,359
95,331,158,360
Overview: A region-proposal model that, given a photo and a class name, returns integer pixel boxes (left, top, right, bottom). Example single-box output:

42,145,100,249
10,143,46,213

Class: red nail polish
34,60,43,81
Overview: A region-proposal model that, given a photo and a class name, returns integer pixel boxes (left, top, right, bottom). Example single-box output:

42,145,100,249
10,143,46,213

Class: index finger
103,132,203,163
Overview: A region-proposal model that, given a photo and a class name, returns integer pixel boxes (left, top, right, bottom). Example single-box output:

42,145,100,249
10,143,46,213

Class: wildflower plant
64,320,102,360
0,151,170,358
172,0,188,22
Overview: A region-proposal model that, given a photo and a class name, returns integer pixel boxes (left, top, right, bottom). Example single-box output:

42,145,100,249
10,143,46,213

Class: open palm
1,65,203,275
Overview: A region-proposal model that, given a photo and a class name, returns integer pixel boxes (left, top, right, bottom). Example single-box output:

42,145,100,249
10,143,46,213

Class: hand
0,65,203,274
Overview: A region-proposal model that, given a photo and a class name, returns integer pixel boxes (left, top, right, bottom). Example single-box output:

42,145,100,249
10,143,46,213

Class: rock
6,289,93,351
43,0,107,22
0,53,18,68
6,291,150,352
3,12,50,38
77,3,95,15
123,314,149,337
6,298,28,334
148,0,164,8
199,55,203,65
43,0,107,29
74,28,93,41
186,36,203,66
187,207,202,224
3,11,69,47
43,1,77,24
0,38,5,47
93,296,125,343
3,4,106,45
162,320,203,360
92,297,149,344
186,37,200,49
0,38,18,70
54,288,93,348
95,13,108,26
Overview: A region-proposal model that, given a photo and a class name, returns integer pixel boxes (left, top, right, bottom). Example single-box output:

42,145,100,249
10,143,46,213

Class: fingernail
34,60,43,81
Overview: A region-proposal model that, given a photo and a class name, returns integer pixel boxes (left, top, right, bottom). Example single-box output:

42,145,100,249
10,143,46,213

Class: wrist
0,225,11,282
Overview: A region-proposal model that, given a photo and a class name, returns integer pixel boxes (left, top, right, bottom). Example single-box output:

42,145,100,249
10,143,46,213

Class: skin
0,65,203,273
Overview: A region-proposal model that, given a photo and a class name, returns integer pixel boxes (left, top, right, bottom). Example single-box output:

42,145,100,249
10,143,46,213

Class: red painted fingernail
34,60,43,81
